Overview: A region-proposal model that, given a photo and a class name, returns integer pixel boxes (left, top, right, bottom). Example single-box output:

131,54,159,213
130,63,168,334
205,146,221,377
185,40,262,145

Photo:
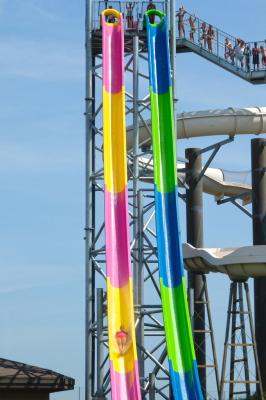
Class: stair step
198,364,216,368
233,358,247,363
225,343,254,347
224,380,259,384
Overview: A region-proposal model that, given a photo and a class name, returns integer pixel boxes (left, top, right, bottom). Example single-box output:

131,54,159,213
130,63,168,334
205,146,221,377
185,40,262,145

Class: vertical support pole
96,289,105,398
169,4,177,394
229,282,237,399
185,148,206,396
136,191,145,383
238,283,251,398
169,0,176,116
85,0,95,398
251,138,266,391
220,282,234,400
133,35,139,302
132,35,145,386
204,275,220,396
149,373,156,400
245,282,264,398
188,286,195,330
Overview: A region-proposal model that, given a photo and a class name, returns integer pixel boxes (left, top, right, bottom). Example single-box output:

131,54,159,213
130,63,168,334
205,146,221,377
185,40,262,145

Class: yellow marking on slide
103,88,127,193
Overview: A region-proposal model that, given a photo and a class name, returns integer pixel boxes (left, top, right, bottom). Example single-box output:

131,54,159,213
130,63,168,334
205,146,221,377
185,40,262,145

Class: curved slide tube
126,106,266,149
183,243,266,280
146,9,203,399
138,157,252,204
102,9,141,399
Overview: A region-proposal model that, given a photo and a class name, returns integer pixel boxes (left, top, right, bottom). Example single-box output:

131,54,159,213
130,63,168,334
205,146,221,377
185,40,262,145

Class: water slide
102,7,266,400
127,107,266,201
138,158,252,203
146,9,203,399
183,243,266,280
102,9,141,399
127,106,266,148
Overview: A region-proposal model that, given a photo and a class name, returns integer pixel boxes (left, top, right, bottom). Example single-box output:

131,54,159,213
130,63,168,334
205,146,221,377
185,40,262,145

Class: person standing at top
252,42,260,70
189,14,196,42
239,39,245,69
234,38,245,68
244,45,251,72
224,37,233,62
176,5,186,38
260,45,266,67
107,5,116,23
146,0,156,24
206,24,215,52
126,2,135,29
200,21,207,48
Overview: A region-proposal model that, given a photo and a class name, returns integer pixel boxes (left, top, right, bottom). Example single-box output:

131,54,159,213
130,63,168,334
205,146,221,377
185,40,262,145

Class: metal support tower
220,281,263,400
185,148,220,399
85,0,95,397
251,138,266,392
185,148,206,396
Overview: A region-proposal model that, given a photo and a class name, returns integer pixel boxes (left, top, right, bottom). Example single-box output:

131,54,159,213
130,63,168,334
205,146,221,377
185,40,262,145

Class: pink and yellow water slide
102,8,142,399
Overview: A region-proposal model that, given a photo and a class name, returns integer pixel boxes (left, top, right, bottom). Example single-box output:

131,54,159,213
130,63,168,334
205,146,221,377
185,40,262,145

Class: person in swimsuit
115,326,129,354
234,38,245,68
146,0,156,24
126,2,135,29
200,21,207,48
224,37,233,61
107,5,116,23
239,39,245,69
206,24,215,52
189,15,196,42
252,42,260,70
260,45,266,67
176,5,186,38
244,45,251,72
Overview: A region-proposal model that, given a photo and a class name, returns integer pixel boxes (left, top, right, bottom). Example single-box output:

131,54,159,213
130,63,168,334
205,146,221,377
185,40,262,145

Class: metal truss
220,281,263,399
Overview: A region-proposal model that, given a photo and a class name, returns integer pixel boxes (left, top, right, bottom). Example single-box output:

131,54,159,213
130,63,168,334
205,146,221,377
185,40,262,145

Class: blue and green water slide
145,9,203,399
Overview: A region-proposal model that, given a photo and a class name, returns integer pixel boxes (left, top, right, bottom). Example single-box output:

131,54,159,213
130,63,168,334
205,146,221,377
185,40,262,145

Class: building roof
0,358,75,392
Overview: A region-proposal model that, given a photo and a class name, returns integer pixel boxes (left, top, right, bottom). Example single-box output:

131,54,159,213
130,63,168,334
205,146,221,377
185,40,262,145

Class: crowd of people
176,5,266,72
103,2,266,72
225,38,266,71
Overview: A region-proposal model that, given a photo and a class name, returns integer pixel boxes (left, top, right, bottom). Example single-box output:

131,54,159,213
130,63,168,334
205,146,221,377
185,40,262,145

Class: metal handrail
179,11,266,73
92,3,266,73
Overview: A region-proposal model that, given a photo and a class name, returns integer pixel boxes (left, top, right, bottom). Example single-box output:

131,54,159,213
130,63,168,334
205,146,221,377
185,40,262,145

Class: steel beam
85,0,95,398
185,148,206,396
251,138,266,392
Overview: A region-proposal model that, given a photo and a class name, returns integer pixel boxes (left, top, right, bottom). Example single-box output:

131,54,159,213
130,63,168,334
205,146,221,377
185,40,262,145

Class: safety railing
93,1,166,31
179,11,266,73
92,3,266,73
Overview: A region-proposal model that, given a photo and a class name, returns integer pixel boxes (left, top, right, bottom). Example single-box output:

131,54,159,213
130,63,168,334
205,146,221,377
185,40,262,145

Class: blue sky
0,1,266,399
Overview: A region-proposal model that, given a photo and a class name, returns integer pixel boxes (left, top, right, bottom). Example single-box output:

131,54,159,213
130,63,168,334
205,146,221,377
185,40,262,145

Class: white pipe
127,106,266,149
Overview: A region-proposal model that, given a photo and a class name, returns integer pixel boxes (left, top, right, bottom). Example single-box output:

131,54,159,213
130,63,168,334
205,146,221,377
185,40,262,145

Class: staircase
176,12,266,85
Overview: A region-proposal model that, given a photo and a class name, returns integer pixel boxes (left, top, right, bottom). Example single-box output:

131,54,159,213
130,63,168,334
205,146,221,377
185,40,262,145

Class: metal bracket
217,191,252,218
193,135,235,185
